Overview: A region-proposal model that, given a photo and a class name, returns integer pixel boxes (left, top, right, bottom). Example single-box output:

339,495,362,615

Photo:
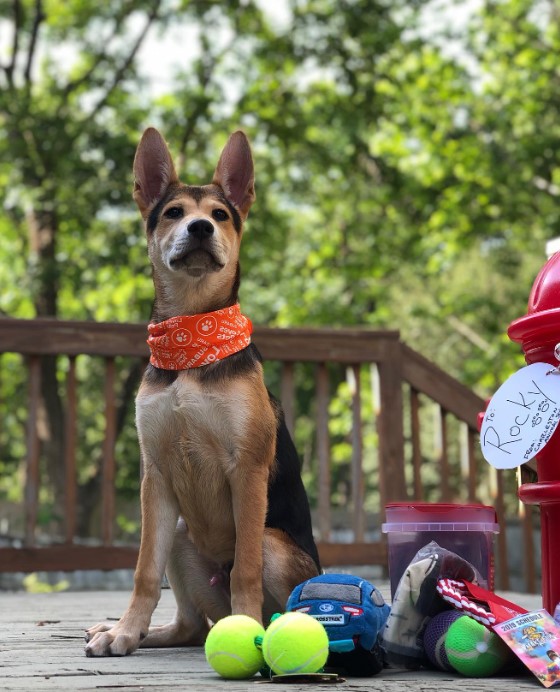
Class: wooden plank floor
0,586,543,691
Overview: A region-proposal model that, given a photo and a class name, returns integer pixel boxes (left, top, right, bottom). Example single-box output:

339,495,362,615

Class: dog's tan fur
85,129,319,657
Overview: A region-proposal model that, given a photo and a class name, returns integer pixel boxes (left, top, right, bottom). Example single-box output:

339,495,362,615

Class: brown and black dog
85,128,320,656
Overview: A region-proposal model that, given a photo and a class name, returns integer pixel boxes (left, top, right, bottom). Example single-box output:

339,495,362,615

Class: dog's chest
176,379,249,461
136,376,250,556
138,376,249,466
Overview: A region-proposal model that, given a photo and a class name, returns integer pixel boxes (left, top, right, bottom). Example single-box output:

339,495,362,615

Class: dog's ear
212,131,255,219
133,128,178,218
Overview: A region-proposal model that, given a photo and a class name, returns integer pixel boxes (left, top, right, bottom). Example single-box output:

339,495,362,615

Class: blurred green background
0,0,555,542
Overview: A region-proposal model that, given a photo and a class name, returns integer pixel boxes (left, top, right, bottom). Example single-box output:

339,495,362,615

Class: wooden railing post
410,387,423,500
377,340,407,505
280,362,295,436
438,407,451,501
64,356,77,544
348,364,365,542
315,363,331,541
24,356,41,547
101,357,117,546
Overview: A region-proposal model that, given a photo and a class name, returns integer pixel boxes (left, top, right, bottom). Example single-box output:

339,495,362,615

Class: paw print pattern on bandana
172,328,192,347
196,316,218,337
147,304,252,370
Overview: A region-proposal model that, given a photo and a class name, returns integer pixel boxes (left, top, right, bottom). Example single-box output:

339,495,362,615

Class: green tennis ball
444,616,510,677
262,611,329,675
204,614,265,679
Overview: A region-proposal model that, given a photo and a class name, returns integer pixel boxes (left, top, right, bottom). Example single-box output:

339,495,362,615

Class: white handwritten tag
480,362,560,469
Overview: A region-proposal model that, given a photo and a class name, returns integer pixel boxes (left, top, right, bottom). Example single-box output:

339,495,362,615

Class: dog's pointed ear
133,128,178,218
212,131,255,219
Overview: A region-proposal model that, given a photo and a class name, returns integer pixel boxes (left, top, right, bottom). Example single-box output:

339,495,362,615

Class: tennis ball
262,611,329,675
204,614,265,679
423,610,465,671
444,615,510,677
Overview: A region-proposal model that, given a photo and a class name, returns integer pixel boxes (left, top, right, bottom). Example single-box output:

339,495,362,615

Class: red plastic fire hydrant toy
509,251,560,614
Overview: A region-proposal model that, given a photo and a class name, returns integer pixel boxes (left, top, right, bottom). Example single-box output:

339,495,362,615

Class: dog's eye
212,208,229,222
164,206,184,219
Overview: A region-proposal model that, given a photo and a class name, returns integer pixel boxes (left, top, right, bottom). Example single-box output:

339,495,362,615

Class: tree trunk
27,205,66,524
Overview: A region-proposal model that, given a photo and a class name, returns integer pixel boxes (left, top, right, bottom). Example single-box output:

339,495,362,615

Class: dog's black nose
187,219,214,239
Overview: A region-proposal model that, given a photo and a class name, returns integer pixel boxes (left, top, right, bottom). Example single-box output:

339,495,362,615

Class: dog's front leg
229,462,270,624
85,470,178,656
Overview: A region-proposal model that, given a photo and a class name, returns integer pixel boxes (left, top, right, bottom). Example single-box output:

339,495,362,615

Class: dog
85,128,320,656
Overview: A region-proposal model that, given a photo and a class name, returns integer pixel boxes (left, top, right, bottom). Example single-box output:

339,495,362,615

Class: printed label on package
494,609,560,687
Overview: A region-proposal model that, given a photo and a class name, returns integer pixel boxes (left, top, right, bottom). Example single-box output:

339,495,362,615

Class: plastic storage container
382,502,499,599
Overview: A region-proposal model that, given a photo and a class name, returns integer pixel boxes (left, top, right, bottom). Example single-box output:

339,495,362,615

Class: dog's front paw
85,622,113,643
85,626,143,657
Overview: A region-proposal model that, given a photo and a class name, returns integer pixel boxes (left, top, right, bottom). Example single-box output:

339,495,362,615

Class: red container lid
384,502,498,526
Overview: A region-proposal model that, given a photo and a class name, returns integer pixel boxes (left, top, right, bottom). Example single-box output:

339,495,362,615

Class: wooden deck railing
0,317,538,591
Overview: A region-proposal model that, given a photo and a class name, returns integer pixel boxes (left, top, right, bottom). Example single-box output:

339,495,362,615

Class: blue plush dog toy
286,573,390,676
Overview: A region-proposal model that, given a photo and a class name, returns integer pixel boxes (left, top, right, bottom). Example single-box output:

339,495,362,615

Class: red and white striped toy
436,579,527,629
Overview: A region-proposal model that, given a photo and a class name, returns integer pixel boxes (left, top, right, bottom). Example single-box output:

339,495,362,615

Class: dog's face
146,185,240,279
132,128,255,314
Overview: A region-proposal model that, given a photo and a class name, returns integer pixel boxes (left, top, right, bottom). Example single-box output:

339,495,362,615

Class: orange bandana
147,304,252,370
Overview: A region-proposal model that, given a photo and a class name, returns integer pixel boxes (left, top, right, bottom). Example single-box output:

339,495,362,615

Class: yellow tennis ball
262,611,329,675
204,614,265,679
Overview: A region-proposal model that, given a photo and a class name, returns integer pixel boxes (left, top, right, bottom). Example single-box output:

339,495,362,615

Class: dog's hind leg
262,528,320,623
140,518,231,647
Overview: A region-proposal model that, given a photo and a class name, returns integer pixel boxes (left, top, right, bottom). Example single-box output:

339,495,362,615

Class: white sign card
480,362,560,469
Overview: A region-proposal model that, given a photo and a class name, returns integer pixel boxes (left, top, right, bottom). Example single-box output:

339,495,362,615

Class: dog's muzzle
168,219,223,275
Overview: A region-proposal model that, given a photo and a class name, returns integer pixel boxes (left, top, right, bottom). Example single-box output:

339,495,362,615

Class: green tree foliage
373,0,560,388
1,0,167,524
0,0,557,533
